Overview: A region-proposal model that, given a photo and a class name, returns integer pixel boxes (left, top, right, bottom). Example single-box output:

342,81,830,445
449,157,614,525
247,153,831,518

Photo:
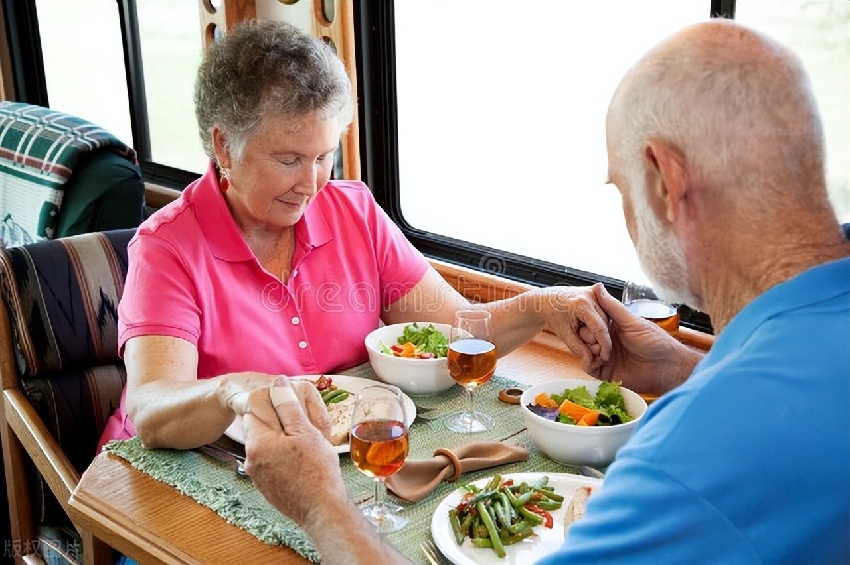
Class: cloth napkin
386,442,529,502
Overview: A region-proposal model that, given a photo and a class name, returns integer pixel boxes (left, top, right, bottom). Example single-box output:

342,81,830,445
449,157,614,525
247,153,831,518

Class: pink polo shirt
98,161,429,447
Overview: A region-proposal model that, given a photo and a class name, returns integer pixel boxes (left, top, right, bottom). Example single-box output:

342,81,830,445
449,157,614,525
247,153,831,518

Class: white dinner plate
430,472,603,565
224,375,416,454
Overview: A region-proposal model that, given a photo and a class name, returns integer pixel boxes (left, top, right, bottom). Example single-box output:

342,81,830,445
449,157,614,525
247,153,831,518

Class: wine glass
348,384,410,533
622,280,680,336
444,309,498,433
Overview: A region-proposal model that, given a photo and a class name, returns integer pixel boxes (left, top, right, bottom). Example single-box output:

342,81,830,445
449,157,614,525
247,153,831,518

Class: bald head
607,19,826,213
606,20,847,328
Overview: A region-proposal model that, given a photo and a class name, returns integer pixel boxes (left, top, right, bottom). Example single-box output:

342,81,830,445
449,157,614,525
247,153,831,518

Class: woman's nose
294,164,320,195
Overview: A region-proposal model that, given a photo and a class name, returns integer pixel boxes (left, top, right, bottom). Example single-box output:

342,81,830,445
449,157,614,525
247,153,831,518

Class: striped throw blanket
0,102,137,247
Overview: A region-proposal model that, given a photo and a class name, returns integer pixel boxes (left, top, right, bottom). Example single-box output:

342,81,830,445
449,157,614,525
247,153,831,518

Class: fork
420,539,450,565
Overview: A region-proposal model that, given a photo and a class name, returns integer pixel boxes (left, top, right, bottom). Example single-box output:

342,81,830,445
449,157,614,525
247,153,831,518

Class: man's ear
643,139,689,223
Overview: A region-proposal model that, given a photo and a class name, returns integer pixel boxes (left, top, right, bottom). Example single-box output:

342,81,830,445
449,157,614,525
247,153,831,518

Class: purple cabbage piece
526,403,559,421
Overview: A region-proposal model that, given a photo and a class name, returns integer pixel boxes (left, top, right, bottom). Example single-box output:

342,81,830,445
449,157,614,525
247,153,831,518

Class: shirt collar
194,160,333,262
711,257,850,356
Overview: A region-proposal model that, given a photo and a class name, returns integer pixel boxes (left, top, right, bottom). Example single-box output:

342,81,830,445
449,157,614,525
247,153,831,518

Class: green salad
379,322,449,359
528,382,633,426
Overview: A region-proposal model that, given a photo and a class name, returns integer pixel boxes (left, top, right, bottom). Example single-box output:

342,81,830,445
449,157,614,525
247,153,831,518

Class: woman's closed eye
277,151,334,167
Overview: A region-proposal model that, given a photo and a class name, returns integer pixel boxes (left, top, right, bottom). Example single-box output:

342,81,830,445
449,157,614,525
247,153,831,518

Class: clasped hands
229,377,346,524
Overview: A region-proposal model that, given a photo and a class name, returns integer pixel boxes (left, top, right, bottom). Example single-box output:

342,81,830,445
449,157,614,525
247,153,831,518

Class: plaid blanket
0,102,137,247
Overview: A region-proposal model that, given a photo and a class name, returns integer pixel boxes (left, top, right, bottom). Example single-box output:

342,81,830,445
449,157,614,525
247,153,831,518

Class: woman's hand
536,285,613,375
589,284,702,395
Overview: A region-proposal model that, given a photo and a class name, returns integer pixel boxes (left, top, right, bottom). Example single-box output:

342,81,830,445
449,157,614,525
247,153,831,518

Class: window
34,0,131,144
392,1,710,283
385,0,849,288
17,0,850,333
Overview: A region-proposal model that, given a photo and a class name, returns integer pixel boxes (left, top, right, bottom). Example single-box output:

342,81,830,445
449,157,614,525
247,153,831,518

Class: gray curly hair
194,19,353,163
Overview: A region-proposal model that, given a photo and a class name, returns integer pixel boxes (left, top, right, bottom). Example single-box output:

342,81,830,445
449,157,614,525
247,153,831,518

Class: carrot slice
534,392,559,409
399,342,417,357
558,399,600,426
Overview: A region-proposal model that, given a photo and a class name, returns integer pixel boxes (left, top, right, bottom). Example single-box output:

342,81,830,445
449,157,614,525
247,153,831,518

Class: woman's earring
220,168,231,193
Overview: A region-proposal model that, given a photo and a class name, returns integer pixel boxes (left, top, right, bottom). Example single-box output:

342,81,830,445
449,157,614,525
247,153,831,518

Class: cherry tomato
314,375,332,391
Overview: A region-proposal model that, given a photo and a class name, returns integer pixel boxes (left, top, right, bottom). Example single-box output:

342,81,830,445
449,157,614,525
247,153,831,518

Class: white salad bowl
364,322,456,395
520,379,647,467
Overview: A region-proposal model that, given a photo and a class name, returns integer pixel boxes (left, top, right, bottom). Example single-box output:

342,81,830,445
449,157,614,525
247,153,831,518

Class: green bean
449,509,465,545
325,390,349,404
465,487,499,509
517,505,545,525
533,476,550,489
449,475,563,558
532,486,564,502
497,492,515,527
514,490,535,507
459,511,474,537
493,498,512,530
503,485,521,508
534,499,563,511
484,474,503,491
332,389,350,402
506,529,536,544
507,520,534,535
476,501,506,558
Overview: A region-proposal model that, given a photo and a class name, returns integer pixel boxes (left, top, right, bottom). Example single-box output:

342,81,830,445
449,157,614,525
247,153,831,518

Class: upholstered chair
0,101,144,248
0,229,135,565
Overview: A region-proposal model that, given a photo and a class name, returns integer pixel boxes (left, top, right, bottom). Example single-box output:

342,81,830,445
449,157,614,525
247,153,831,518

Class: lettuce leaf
398,323,449,358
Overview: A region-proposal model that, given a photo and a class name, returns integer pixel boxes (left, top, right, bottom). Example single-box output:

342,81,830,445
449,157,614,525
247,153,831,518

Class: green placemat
104,368,585,564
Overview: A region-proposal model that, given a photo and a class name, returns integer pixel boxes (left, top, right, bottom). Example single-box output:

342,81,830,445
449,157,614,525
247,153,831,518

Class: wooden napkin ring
498,388,523,405
433,448,463,482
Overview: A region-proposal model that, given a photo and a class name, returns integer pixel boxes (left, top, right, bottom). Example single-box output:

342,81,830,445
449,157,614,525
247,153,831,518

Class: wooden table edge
68,452,309,564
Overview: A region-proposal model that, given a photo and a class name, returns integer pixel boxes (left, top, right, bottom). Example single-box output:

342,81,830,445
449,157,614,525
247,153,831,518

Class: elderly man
239,19,850,564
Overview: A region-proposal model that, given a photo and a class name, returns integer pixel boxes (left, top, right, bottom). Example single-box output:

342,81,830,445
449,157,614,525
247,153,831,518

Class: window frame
354,1,729,332
1,0,731,332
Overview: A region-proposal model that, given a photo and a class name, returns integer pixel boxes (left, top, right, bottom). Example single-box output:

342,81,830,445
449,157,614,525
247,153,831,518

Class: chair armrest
3,389,79,511
144,183,181,209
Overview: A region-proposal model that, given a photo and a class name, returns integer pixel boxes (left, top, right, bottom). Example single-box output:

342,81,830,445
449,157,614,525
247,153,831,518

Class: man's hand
241,378,343,524
241,378,412,565
590,284,701,395
227,376,333,445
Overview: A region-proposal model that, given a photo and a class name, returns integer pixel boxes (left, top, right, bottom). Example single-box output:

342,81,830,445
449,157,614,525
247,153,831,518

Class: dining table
68,334,601,565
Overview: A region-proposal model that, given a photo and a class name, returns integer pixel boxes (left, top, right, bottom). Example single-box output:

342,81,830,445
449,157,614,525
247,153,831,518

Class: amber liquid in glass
447,338,497,386
349,420,410,478
626,299,680,335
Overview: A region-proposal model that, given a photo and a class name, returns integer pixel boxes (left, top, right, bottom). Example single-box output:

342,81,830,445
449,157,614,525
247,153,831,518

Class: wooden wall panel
197,0,258,47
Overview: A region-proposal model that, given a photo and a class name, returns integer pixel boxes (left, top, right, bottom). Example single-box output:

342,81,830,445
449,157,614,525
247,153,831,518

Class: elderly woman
97,20,611,452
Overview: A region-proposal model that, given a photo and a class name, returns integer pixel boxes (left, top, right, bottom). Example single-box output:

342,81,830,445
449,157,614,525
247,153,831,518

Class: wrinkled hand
590,284,699,395
242,378,344,524
540,284,613,374
227,375,332,444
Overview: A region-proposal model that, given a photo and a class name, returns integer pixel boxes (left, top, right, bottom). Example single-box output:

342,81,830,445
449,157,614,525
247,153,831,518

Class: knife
197,444,248,477
578,466,606,480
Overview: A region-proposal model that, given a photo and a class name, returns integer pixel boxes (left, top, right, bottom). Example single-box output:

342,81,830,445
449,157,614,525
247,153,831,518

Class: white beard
631,180,699,309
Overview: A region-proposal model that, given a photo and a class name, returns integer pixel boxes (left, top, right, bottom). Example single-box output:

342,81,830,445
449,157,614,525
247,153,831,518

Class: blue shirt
537,258,850,564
